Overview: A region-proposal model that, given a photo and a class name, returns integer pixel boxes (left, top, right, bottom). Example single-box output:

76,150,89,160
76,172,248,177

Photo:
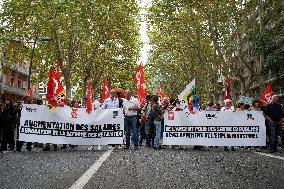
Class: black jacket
3,105,16,128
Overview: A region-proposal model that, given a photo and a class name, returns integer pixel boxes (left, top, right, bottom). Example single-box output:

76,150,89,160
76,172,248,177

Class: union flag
224,77,231,100
156,85,163,99
259,83,273,104
86,80,93,114
133,63,147,105
101,78,110,101
46,67,65,111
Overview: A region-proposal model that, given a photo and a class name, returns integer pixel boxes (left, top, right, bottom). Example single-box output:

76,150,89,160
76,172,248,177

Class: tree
0,0,141,98
147,0,284,102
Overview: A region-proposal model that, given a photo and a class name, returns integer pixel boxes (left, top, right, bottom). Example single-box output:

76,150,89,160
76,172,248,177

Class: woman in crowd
243,104,251,111
1,98,16,151
236,103,245,111
251,100,261,111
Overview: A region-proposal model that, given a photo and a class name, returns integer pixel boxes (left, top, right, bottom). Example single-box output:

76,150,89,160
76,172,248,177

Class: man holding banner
221,99,236,151
103,90,119,109
123,90,140,150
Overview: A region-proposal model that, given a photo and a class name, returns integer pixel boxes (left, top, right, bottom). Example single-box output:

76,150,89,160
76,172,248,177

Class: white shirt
122,97,140,116
221,106,235,111
93,100,102,110
103,97,119,109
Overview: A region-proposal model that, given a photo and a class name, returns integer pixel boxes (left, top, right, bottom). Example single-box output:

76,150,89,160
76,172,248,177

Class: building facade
0,51,41,103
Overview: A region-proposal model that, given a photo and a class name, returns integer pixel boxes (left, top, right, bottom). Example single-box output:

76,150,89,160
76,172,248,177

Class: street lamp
27,36,51,90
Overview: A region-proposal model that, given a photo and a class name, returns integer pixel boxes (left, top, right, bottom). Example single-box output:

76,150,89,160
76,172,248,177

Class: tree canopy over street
0,0,141,98
0,0,284,101
146,0,284,101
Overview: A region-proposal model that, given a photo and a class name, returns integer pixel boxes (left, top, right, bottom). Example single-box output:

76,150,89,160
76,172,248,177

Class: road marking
254,152,284,161
69,148,113,189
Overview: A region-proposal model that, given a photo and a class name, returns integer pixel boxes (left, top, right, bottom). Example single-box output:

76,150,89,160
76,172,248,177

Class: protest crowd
0,89,283,153
0,64,283,154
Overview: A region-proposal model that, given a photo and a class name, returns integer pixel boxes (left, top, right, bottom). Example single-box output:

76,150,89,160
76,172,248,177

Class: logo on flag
101,78,110,101
46,67,65,111
133,63,147,105
259,83,273,104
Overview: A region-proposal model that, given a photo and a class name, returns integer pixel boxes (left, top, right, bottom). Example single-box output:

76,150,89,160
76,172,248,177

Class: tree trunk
240,79,245,96
65,78,72,99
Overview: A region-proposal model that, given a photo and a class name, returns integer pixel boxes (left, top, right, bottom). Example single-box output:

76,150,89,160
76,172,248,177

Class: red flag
46,67,65,111
156,85,163,98
101,78,110,101
56,60,61,79
224,77,231,100
165,92,169,99
259,83,273,104
133,63,147,105
27,88,34,103
86,80,93,113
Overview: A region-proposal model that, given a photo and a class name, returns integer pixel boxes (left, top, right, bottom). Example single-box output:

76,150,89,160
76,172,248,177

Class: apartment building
0,51,41,103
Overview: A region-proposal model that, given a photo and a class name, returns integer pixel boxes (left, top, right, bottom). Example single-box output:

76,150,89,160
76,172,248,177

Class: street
1,146,284,189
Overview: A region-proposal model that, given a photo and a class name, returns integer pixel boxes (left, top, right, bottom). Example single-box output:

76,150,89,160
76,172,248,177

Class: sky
137,0,152,65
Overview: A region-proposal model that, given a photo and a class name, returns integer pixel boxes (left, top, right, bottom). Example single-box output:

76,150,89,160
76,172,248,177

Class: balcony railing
0,82,41,100
1,82,27,96
1,61,29,76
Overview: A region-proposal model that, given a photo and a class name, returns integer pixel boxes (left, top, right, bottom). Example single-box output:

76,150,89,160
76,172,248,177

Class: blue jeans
269,121,280,151
139,122,146,145
154,120,162,148
145,120,155,146
125,116,139,147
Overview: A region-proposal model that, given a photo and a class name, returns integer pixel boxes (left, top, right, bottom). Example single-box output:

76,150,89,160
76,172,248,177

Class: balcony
0,82,41,100
1,61,29,76
1,82,27,96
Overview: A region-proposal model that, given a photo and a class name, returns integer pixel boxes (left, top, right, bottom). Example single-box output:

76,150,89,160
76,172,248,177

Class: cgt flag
224,77,231,100
101,78,110,101
259,83,273,104
133,63,147,105
157,85,163,99
46,67,65,111
86,80,93,114
27,88,33,103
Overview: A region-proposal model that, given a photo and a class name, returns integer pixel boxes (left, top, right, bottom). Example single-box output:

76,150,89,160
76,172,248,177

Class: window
22,80,26,90
18,75,22,88
10,72,15,87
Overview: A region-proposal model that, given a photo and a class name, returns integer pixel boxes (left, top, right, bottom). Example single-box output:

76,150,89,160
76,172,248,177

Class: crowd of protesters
0,90,283,153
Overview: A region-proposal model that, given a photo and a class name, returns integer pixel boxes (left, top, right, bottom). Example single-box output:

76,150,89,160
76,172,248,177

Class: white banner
19,104,124,145
163,111,266,146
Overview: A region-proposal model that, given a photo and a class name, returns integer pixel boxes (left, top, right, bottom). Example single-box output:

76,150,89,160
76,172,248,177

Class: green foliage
147,0,284,101
0,0,141,98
